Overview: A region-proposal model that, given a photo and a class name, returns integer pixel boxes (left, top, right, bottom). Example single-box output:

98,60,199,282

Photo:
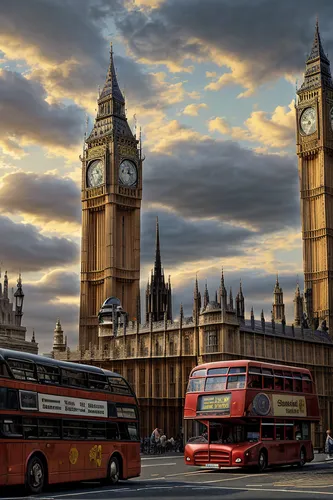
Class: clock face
119,160,137,187
300,107,317,135
87,159,104,187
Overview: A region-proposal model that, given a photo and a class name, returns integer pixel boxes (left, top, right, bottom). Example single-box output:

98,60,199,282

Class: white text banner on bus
38,394,108,417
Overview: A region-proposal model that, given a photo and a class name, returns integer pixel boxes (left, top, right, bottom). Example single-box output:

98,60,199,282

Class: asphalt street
2,455,333,500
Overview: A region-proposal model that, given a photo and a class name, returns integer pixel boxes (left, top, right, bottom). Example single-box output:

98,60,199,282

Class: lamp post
14,275,24,327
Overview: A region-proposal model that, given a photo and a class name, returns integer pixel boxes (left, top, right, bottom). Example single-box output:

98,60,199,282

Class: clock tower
296,20,333,330
79,44,142,350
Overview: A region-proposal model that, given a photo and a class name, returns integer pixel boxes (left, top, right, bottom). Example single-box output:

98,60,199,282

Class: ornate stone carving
86,145,106,160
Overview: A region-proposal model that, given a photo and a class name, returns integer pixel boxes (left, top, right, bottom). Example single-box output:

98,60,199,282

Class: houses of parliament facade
55,25,333,446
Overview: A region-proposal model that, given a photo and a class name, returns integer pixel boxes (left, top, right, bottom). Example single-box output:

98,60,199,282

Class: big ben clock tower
296,20,333,330
79,44,142,350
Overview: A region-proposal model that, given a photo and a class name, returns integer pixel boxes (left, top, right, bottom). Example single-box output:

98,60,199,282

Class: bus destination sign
197,394,231,415
38,394,108,417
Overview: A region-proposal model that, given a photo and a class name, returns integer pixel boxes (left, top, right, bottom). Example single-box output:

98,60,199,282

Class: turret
229,287,233,310
272,274,285,323
53,319,67,353
218,268,227,310
236,280,245,323
3,270,8,300
294,281,303,327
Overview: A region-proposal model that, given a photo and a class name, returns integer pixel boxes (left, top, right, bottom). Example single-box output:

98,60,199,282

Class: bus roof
0,348,122,379
191,359,311,375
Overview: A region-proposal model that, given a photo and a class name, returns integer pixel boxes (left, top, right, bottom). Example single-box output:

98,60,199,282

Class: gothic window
139,368,146,397
169,366,175,397
184,337,190,355
127,368,134,390
155,368,161,397
205,330,217,353
169,340,174,355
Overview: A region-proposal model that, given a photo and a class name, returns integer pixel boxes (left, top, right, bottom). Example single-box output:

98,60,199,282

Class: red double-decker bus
184,360,320,471
0,349,140,494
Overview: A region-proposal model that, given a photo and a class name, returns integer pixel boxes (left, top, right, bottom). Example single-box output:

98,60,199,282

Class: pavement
2,453,333,500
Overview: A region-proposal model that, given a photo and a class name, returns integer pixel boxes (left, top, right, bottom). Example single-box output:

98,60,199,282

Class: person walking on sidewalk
325,429,333,460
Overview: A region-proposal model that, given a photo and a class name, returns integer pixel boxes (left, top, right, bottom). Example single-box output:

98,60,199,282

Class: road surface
2,454,333,499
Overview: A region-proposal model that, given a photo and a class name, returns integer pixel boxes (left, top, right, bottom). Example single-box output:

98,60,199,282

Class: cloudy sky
0,0,330,353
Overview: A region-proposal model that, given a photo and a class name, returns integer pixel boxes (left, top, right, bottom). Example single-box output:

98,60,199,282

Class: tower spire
300,18,333,91
154,216,161,276
100,41,125,102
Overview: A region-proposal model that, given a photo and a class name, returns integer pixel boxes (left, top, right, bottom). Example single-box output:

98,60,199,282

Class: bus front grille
194,450,230,465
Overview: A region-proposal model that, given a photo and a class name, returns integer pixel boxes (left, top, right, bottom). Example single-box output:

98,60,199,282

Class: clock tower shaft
296,21,333,330
79,45,142,350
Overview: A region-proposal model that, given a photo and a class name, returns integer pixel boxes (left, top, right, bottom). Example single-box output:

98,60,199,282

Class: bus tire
257,449,267,472
107,455,120,485
25,454,46,495
298,447,306,467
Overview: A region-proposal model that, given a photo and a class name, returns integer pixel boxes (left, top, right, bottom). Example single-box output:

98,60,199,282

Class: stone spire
193,275,201,322
203,282,210,309
272,273,285,323
250,307,255,330
3,270,8,299
261,309,265,332
100,42,125,103
145,218,172,323
294,281,303,327
236,280,245,322
154,217,162,278
300,18,333,91
31,330,36,343
229,287,233,310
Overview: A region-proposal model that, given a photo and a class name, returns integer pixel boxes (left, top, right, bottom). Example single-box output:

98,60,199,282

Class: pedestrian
325,429,333,460
160,432,167,454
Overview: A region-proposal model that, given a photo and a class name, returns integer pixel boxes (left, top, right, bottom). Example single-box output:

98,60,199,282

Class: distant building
0,271,38,354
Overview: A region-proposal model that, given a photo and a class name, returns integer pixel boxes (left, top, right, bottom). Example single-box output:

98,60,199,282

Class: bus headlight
235,458,242,463
186,457,191,462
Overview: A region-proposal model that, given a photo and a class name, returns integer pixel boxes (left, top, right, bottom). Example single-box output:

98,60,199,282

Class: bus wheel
25,455,45,494
258,450,267,472
108,456,120,485
298,447,306,467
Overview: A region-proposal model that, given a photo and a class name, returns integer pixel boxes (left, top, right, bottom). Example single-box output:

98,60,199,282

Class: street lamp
14,274,24,326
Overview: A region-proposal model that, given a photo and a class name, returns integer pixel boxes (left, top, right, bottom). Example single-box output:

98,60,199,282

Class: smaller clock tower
79,44,143,350
296,20,333,330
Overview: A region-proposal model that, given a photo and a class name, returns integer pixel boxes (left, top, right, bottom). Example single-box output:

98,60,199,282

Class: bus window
274,376,283,391
128,422,140,441
227,375,245,389
0,388,18,410
107,422,120,440
247,374,262,389
207,367,228,376
0,361,10,378
63,420,87,439
229,367,246,374
205,376,227,392
8,359,36,382
285,423,294,440
261,420,274,440
263,371,274,389
89,373,109,391
38,419,60,438
275,424,284,440
302,374,313,393
187,378,205,392
192,369,207,377
293,373,302,392
87,422,106,440
108,376,132,395
301,422,310,440
0,418,22,438
284,377,292,391
37,364,60,384
62,369,88,388
22,418,38,439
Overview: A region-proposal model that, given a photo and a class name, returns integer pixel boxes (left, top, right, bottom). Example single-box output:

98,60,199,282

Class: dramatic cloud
0,172,81,224
0,216,79,272
209,102,296,149
115,0,333,94
182,103,207,116
141,209,253,269
0,70,84,158
144,138,300,232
